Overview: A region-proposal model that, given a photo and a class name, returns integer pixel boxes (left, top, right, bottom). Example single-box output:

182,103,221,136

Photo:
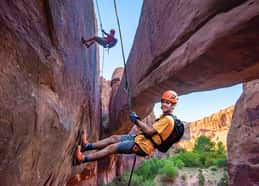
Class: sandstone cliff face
177,106,234,150
0,1,100,185
100,77,111,130
110,0,259,134
228,80,259,186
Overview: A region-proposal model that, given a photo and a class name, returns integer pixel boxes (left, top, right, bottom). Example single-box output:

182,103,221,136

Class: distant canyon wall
178,106,234,150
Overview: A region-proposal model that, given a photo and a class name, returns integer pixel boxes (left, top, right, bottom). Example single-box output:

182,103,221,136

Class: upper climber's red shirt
105,32,115,43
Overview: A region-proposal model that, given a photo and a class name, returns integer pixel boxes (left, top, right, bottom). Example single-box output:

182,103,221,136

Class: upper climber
81,28,117,48
75,90,184,164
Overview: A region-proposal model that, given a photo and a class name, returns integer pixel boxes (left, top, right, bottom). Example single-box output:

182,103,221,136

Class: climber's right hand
129,112,140,124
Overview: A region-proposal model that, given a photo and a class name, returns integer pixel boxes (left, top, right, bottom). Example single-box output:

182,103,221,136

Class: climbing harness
113,1,135,185
104,38,118,49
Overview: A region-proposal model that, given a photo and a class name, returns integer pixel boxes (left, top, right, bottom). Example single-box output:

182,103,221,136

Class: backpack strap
144,114,174,147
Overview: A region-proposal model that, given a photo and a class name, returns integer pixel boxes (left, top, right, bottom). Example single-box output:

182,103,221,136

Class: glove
129,112,140,124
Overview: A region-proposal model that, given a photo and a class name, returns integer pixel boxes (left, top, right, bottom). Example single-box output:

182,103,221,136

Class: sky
93,0,243,122
93,0,142,79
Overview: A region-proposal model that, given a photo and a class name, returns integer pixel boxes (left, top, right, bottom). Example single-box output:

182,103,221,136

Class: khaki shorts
117,135,147,156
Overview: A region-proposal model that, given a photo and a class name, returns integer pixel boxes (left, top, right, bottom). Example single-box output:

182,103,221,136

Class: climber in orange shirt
75,90,184,164
81,28,117,48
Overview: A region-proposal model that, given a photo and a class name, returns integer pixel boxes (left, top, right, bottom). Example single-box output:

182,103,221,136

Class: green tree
193,136,215,153
216,141,226,154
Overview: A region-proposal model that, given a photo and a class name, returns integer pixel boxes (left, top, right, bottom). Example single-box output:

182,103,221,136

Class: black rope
95,0,105,116
95,1,135,185
95,0,104,34
128,155,136,186
113,1,135,185
113,0,132,111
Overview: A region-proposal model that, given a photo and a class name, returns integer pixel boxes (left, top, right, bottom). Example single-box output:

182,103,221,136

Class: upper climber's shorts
95,37,107,47
116,134,147,156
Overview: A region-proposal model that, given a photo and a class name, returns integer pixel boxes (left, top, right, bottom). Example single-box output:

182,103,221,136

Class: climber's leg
81,134,121,152
85,36,96,42
81,36,95,48
76,143,119,162
94,37,107,47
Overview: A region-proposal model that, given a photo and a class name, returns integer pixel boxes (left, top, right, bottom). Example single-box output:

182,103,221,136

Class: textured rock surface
178,106,233,150
110,0,259,134
0,1,100,185
100,77,111,114
228,80,259,186
100,77,111,131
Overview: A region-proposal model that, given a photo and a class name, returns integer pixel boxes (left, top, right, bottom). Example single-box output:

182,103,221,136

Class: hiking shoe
76,145,84,162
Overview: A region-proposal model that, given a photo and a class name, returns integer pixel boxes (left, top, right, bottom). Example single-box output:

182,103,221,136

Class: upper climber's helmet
110,29,115,34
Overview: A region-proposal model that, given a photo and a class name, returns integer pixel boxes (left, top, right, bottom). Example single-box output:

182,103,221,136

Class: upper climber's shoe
81,37,86,44
81,37,90,48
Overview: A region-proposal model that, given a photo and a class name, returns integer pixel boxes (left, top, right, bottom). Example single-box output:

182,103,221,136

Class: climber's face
161,99,174,113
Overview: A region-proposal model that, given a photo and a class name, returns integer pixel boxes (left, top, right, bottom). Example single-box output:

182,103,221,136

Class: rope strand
95,0,105,122
113,2,135,185
113,0,132,112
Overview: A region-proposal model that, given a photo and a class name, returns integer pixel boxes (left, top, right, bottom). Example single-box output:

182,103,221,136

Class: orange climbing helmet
161,90,178,104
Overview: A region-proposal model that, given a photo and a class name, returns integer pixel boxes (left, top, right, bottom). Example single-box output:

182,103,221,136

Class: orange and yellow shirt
134,115,175,155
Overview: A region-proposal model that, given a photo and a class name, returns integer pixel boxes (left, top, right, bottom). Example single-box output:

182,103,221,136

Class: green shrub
109,172,154,186
174,159,185,169
135,158,163,180
159,164,178,179
199,152,226,167
176,152,201,167
212,157,227,167
142,179,155,186
216,142,226,155
194,136,215,153
168,157,185,169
